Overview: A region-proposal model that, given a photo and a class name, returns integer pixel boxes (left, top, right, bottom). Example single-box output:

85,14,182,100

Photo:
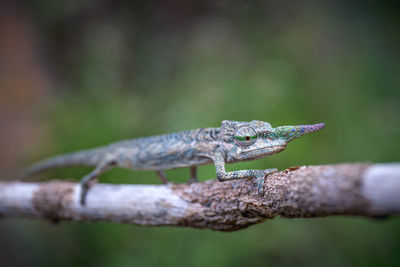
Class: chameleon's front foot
255,168,278,195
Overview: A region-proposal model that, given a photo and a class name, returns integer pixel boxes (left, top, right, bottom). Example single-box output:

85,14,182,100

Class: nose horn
296,123,325,134
274,123,325,141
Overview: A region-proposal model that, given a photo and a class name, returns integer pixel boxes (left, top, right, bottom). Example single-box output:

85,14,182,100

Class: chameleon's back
113,127,220,170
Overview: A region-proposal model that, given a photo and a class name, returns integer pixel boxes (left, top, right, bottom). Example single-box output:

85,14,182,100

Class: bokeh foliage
2,0,400,266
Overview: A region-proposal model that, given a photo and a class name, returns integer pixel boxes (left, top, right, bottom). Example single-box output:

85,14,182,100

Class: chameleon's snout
273,123,325,142
293,123,325,134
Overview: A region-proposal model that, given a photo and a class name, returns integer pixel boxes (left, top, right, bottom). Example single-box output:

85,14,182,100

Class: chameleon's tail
21,147,108,179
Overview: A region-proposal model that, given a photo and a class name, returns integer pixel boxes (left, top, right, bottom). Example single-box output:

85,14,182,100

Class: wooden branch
1,163,399,231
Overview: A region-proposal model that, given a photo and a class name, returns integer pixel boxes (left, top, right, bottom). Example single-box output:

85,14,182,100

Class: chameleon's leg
188,166,198,183
80,158,116,205
213,152,278,194
156,170,169,184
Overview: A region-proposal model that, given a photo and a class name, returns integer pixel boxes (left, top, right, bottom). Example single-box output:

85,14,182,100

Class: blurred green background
0,0,399,266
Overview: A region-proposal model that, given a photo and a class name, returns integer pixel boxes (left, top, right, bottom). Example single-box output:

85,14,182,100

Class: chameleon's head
219,120,325,162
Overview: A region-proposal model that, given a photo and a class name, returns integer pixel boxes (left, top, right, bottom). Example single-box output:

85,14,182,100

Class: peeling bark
0,163,399,231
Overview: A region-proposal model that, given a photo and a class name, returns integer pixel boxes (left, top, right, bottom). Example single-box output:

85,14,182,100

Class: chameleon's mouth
241,145,286,157
232,145,287,163
271,145,286,153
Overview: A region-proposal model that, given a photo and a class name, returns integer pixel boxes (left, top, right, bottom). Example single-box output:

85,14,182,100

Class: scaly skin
23,120,325,205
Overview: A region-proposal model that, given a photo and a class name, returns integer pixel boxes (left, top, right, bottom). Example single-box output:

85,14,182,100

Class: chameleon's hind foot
80,183,89,206
255,168,279,195
80,174,97,206
79,158,116,205
156,170,170,184
188,166,198,183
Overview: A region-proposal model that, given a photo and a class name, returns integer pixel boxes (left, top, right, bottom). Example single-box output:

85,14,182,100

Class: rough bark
0,163,399,231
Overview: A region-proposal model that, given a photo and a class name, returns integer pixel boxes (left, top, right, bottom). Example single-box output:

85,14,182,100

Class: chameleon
23,120,325,205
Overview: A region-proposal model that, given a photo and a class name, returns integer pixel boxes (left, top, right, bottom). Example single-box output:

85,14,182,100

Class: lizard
23,120,325,205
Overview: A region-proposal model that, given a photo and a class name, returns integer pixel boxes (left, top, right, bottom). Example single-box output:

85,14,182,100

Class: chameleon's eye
234,126,257,147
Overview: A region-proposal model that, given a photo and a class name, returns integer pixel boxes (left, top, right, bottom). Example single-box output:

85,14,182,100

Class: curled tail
21,147,108,178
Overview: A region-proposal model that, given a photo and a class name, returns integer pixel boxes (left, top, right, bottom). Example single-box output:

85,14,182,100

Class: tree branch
0,163,399,231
